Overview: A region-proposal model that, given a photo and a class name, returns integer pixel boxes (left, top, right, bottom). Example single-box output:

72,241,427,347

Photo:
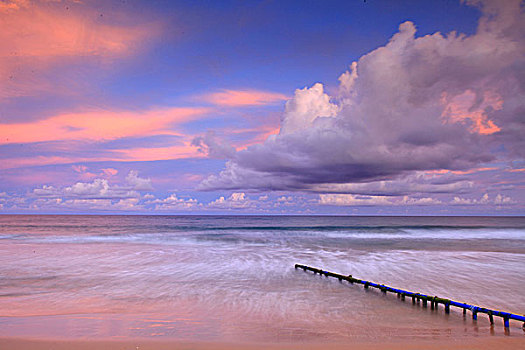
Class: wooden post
295,263,525,330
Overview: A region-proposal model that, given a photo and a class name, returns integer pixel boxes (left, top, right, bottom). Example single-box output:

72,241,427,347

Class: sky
0,0,524,215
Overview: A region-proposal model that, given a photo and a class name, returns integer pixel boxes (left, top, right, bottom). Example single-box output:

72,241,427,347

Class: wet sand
1,336,524,350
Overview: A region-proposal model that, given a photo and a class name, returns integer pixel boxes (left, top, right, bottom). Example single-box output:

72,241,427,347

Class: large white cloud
199,0,525,195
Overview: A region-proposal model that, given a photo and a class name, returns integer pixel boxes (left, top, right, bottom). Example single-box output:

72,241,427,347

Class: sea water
0,215,524,342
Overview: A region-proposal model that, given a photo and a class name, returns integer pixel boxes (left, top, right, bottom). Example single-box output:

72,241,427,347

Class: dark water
0,215,524,341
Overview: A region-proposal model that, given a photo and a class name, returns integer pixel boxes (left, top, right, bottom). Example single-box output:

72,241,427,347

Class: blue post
295,264,525,330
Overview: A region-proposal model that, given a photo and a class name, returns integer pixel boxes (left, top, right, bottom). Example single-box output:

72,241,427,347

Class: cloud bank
199,0,525,195
33,170,152,200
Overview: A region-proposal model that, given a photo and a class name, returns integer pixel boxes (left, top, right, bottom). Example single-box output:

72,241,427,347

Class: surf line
295,264,525,330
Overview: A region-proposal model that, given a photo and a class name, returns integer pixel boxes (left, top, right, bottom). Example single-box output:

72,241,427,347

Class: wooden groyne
295,264,525,330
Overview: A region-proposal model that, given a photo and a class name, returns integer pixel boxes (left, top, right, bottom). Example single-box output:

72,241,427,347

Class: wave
1,227,524,247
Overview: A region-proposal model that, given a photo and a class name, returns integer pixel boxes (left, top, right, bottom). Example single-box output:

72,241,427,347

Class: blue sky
1,0,524,215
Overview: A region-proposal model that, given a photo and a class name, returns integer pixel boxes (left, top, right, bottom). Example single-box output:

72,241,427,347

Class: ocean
0,215,524,342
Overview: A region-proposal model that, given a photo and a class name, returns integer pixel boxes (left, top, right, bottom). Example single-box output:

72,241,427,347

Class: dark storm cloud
199,0,525,194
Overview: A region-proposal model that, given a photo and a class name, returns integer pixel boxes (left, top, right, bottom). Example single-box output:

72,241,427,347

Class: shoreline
1,336,523,350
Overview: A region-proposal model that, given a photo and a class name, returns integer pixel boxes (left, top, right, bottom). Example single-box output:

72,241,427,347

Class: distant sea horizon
1,213,525,217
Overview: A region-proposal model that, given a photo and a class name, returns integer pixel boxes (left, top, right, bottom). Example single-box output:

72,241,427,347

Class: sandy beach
1,336,524,350
2,216,524,347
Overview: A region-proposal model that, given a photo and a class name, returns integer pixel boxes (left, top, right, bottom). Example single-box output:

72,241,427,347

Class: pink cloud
190,124,281,160
71,164,97,180
203,89,288,107
0,107,208,145
72,165,88,173
441,90,502,135
450,167,499,175
0,0,28,13
0,0,161,100
425,167,499,176
233,126,280,150
101,168,118,177
0,144,206,170
114,144,204,162
182,173,204,183
425,169,450,175
0,105,211,168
